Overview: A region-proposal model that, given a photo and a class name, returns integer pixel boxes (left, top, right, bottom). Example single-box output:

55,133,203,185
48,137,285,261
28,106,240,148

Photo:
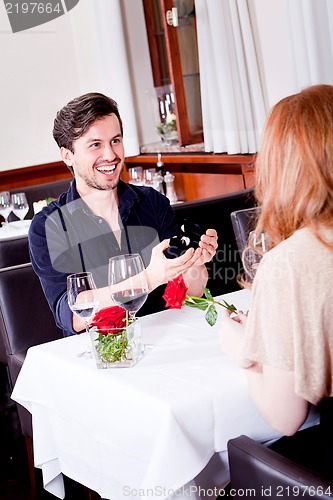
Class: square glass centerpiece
90,317,144,369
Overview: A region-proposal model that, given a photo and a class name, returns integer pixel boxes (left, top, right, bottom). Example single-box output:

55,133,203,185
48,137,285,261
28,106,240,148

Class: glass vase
148,84,179,145
89,317,143,369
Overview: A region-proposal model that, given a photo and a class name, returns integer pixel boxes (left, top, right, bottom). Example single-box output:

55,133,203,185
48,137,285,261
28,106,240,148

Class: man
29,92,218,336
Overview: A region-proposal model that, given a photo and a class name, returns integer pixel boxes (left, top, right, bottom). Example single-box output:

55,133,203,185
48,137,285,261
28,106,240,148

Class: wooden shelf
0,153,255,203
125,153,256,201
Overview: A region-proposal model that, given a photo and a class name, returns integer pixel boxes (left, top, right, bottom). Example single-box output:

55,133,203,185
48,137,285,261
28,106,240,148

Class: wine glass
67,272,99,358
128,167,143,186
11,192,29,222
108,254,148,319
242,230,268,281
0,191,13,230
143,168,156,186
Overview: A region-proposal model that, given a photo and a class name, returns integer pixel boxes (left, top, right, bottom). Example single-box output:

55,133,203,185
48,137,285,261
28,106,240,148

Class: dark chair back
173,188,256,295
230,206,260,254
227,435,332,499
0,261,96,500
0,178,72,268
0,235,30,268
0,263,63,436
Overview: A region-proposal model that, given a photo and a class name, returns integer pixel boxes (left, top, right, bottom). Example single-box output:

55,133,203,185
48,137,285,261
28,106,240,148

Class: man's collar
65,180,86,214
65,179,140,215
117,180,140,208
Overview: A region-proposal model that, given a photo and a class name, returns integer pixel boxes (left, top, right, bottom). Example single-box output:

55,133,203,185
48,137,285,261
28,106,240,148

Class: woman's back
243,227,333,405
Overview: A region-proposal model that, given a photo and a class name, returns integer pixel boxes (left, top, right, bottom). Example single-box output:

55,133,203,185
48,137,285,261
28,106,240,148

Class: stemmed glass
128,167,143,186
108,254,149,320
11,192,29,222
242,231,268,281
67,272,99,358
0,191,13,230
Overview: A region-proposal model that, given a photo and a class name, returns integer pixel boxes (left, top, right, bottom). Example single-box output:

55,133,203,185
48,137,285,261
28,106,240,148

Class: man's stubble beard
85,176,120,191
82,162,124,191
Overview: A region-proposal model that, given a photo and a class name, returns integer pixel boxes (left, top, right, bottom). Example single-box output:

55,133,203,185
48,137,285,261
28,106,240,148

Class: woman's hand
218,308,247,360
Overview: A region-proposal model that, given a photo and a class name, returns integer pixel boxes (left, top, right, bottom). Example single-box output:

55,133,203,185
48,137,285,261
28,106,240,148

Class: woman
219,84,333,477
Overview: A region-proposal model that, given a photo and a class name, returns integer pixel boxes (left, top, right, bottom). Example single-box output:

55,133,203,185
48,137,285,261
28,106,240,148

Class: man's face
61,114,125,192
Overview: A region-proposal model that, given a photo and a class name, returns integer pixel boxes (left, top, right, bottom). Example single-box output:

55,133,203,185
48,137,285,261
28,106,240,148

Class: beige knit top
242,228,333,405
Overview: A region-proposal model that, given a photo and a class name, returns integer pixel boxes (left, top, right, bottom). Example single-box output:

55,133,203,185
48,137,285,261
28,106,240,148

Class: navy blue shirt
29,180,178,336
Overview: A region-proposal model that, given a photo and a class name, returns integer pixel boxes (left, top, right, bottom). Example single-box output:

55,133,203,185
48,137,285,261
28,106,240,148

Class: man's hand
197,228,218,265
146,239,202,291
180,228,218,294
145,228,217,294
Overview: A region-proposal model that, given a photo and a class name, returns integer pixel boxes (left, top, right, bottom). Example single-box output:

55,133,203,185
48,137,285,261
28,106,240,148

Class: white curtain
286,0,333,88
69,0,140,157
195,0,266,154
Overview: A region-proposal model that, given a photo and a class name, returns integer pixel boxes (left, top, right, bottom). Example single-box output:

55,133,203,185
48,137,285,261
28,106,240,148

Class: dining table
0,219,31,240
11,289,319,500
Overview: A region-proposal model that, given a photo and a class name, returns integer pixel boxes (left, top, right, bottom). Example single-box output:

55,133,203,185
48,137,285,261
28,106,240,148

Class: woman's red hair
254,84,333,250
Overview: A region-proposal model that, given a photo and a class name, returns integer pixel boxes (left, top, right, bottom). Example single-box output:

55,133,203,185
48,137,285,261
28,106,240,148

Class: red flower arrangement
162,275,187,309
90,306,131,363
90,306,127,333
163,275,237,326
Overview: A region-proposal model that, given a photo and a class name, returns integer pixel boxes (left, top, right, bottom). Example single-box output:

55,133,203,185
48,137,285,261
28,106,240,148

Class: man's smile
95,164,117,174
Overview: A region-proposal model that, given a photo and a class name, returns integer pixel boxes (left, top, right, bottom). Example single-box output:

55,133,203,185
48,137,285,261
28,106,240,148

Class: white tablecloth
0,219,31,240
11,290,318,500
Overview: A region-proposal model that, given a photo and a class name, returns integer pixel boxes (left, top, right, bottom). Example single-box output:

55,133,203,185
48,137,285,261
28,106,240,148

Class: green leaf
185,301,209,311
183,290,239,327
215,299,237,312
95,330,128,363
219,299,237,313
185,295,206,304
204,288,213,301
205,304,218,326
184,297,209,311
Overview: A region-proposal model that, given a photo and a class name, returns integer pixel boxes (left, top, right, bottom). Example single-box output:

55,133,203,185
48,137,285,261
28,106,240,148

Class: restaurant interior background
1,2,333,497
1,0,333,195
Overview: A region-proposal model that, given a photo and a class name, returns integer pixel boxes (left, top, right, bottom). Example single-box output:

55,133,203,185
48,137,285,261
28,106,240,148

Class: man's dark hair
53,92,123,154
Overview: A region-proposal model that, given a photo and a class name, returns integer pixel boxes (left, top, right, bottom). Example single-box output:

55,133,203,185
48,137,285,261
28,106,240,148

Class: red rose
163,275,187,309
91,306,126,335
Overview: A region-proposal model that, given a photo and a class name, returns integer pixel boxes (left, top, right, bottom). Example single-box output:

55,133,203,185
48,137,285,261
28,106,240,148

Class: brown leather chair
0,235,30,268
0,262,101,499
0,178,72,269
227,434,332,500
0,263,63,498
0,326,13,413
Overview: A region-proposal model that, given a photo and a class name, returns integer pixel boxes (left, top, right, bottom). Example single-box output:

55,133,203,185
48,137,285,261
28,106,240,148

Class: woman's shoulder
266,227,332,261
259,228,333,288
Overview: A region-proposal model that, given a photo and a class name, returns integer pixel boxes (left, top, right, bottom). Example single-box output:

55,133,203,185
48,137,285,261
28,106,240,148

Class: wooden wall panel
0,162,72,191
180,173,245,201
0,154,255,203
